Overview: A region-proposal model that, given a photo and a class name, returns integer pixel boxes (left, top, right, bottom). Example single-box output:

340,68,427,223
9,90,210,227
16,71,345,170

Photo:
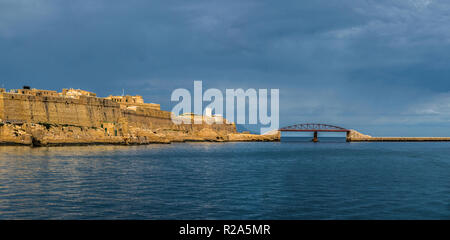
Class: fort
0,87,279,146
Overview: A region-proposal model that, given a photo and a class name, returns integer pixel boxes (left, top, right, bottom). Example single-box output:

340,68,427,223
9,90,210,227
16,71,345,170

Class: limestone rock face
227,132,280,142
0,122,279,146
192,128,224,141
0,123,32,145
347,130,372,140
125,127,170,144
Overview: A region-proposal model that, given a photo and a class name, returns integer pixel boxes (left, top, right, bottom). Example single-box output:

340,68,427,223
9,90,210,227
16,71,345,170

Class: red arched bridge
279,123,351,142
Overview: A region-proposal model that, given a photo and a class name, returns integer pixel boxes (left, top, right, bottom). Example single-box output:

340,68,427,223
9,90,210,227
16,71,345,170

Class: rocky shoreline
0,122,280,147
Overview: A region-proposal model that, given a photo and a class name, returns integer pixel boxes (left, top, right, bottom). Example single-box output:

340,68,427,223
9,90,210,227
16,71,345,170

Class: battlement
62,88,97,98
105,95,161,110
9,88,59,97
0,87,163,127
107,95,144,104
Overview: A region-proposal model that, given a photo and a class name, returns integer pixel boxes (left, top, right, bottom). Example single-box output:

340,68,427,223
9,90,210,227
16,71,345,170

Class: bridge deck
279,129,349,132
279,123,349,132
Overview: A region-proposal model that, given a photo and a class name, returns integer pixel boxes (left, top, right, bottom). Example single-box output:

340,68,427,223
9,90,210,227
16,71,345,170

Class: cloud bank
1,0,450,135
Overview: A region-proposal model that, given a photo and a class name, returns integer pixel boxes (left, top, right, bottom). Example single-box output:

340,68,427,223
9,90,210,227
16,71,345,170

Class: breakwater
346,130,450,142
349,137,450,142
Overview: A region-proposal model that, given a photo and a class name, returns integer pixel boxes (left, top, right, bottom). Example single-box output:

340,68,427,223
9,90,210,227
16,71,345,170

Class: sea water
0,140,449,219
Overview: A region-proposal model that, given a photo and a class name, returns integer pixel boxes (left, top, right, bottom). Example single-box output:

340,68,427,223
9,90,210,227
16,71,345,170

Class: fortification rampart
0,87,277,146
0,92,120,127
0,91,237,132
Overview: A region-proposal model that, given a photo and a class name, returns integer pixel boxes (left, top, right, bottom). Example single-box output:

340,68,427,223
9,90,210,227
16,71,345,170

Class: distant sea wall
346,129,450,142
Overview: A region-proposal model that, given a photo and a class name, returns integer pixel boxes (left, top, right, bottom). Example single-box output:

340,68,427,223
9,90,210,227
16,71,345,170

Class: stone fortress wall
0,87,276,146
0,91,120,127
0,87,235,132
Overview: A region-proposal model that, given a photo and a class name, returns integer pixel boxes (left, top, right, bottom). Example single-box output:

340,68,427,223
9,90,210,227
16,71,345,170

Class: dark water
0,139,449,219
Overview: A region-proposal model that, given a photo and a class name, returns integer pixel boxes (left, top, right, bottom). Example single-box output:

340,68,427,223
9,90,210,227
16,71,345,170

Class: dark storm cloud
1,0,450,135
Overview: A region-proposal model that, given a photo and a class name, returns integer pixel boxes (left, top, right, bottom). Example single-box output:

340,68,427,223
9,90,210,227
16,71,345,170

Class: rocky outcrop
0,123,280,146
0,123,32,145
347,129,372,141
226,131,280,142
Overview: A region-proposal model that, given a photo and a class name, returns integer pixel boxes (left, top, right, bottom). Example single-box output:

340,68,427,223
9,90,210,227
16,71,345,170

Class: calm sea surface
0,138,449,219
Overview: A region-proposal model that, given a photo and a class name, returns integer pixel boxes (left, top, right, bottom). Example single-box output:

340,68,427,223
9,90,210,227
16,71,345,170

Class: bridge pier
313,131,318,142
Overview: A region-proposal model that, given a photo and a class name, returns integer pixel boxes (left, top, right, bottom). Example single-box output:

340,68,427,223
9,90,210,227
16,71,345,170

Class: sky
1,0,450,136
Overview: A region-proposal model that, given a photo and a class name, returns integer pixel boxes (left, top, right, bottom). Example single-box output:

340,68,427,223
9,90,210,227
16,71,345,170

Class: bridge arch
279,123,350,142
279,123,349,132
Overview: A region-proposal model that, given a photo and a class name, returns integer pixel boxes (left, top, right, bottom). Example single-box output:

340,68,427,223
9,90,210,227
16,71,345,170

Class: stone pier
346,130,450,142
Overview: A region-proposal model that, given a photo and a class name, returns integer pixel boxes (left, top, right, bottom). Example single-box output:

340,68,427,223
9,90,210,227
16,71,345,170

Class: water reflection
0,142,449,219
